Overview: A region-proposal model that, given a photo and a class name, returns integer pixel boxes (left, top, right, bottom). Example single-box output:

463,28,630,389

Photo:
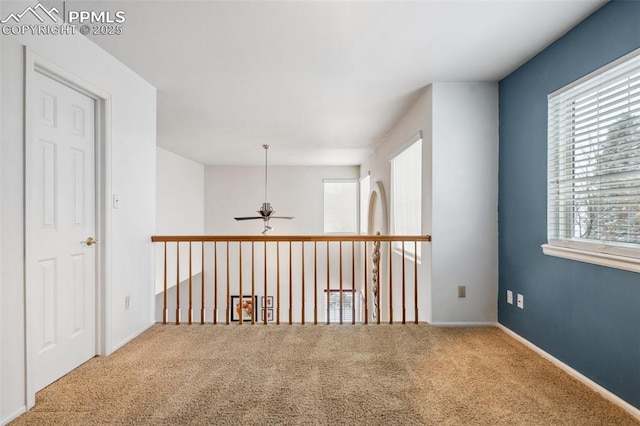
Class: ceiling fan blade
234,216,264,221
270,216,294,220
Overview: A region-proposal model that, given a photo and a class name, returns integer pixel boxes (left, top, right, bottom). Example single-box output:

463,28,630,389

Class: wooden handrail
154,234,430,325
152,235,431,243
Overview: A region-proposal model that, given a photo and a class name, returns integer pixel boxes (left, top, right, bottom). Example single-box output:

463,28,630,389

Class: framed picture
261,295,273,308
261,308,274,323
230,295,258,322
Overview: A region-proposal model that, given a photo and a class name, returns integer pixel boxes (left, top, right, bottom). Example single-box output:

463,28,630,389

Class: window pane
360,175,370,234
327,292,353,323
324,181,357,233
548,51,640,251
391,139,422,256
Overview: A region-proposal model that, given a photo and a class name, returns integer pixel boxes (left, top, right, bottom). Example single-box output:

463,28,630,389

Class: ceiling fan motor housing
259,202,274,218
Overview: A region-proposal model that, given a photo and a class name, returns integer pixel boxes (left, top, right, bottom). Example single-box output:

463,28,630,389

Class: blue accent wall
499,1,640,409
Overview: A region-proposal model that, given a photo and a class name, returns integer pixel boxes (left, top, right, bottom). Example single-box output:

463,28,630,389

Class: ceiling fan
234,145,293,234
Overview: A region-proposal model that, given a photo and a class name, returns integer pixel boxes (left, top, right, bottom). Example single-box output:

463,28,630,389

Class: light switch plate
507,290,513,305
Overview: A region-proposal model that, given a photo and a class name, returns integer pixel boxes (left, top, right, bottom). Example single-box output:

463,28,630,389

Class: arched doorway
367,180,388,235
365,181,389,322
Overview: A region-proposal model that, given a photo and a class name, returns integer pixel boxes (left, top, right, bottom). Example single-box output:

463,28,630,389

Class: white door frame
0,37,4,422
24,49,111,409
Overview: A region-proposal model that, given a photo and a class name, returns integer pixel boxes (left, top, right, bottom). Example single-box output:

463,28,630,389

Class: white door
27,71,96,392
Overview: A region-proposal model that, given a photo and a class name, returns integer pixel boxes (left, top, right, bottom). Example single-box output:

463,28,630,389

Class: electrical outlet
507,290,513,305
458,285,466,298
517,293,524,309
125,295,131,310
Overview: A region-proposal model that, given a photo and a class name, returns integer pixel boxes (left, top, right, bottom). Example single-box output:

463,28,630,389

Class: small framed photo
261,295,273,308
230,295,257,322
261,308,274,323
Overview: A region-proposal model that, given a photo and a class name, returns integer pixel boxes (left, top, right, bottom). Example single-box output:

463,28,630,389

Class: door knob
84,237,98,246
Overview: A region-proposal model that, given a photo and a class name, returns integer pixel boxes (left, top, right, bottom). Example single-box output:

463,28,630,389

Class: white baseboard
108,322,154,355
2,405,26,426
430,321,497,327
498,323,640,421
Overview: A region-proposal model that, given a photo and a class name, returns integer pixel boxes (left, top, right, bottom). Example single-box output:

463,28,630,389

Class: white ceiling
87,0,605,166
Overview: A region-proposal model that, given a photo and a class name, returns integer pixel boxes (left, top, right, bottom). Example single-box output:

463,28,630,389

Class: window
326,290,354,323
359,175,370,234
323,180,357,233
545,50,640,272
391,134,422,257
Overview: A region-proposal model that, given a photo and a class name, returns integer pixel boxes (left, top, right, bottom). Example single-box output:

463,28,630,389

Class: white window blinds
548,51,640,250
326,291,353,323
391,136,422,257
359,175,370,234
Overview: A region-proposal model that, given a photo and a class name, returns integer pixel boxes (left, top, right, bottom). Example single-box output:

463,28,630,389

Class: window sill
541,244,640,274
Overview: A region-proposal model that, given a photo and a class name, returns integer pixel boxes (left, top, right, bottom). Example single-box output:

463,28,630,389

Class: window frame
544,48,640,274
390,132,422,261
325,289,355,324
359,174,371,235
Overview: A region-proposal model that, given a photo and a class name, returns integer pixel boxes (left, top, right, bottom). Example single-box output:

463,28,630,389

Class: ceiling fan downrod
263,144,269,205
261,144,272,215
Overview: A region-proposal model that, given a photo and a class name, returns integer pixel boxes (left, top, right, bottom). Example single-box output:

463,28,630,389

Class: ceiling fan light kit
234,145,293,234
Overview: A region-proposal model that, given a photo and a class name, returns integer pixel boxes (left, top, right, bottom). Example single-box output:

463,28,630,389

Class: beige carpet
11,324,639,425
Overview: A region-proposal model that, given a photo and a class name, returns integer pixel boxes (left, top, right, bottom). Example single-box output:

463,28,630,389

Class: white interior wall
1,27,156,424
360,82,498,325
202,165,359,323
0,6,4,419
360,87,433,322
2,38,28,424
205,166,358,235
430,82,498,325
155,148,205,294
